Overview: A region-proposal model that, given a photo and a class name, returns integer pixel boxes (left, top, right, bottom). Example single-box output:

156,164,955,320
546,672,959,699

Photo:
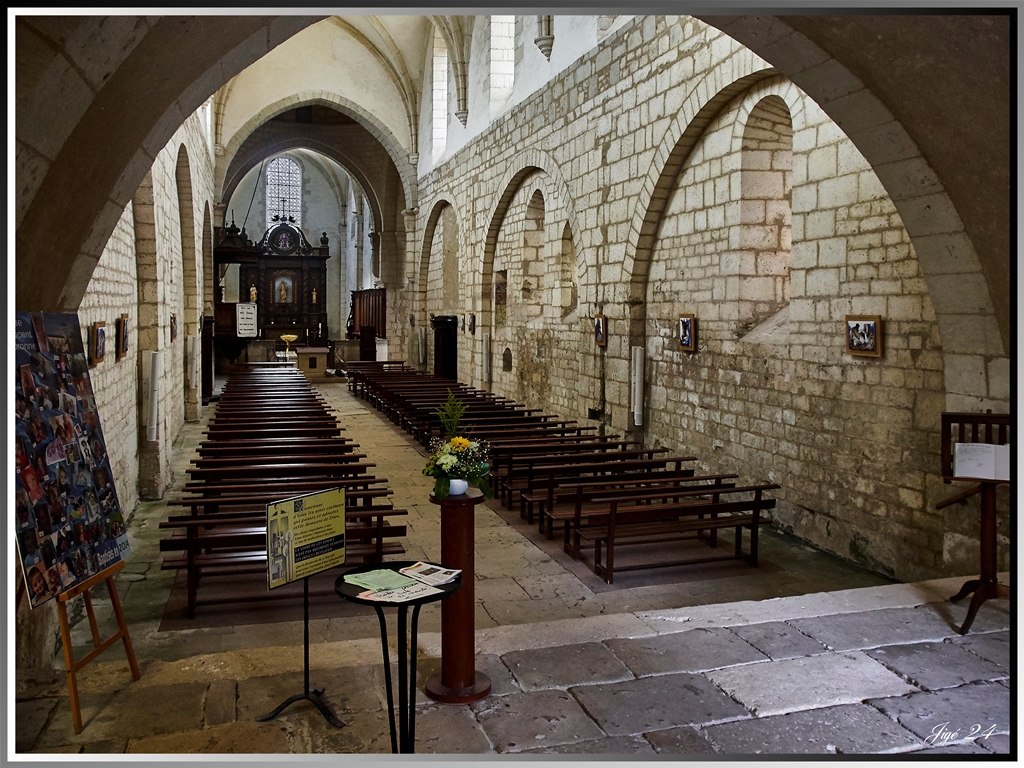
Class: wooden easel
55,559,141,732
935,411,1011,634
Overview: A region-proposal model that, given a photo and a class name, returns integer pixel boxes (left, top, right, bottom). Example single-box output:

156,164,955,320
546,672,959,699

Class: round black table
335,561,461,754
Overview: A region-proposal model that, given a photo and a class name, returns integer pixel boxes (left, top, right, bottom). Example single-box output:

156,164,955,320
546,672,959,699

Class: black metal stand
335,561,462,754
257,576,344,728
371,602,423,753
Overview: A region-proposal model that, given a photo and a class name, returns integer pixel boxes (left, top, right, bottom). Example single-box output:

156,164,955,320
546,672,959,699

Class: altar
211,216,330,372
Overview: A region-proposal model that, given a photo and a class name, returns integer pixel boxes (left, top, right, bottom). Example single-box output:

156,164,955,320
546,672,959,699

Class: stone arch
478,148,584,333
175,145,201,422
217,93,416,227
696,15,1007,408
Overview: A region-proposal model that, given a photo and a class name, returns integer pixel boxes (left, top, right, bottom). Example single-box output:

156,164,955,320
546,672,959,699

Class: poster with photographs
14,311,130,610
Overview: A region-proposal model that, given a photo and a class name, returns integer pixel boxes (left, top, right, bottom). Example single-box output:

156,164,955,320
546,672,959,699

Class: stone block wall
404,16,1005,581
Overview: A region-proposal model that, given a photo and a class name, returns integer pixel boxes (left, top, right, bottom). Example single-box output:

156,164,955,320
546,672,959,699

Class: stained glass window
266,157,302,228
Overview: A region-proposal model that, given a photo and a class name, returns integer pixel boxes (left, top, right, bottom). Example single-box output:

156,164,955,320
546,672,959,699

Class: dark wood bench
574,483,780,583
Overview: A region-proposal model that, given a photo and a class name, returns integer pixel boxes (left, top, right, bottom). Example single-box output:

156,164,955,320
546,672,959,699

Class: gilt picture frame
845,315,883,358
678,314,696,352
89,322,106,366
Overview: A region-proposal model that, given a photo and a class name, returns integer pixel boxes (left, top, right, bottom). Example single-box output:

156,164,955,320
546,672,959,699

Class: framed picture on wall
115,314,129,360
469,315,476,334
678,314,696,352
594,315,607,348
845,315,883,357
89,322,106,366
170,314,178,341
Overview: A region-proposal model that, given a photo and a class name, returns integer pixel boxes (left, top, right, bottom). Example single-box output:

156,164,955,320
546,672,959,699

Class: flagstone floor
13,378,1013,759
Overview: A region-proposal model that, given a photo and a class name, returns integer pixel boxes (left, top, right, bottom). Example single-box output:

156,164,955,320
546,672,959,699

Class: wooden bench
553,474,739,556
160,504,407,617
574,483,780,583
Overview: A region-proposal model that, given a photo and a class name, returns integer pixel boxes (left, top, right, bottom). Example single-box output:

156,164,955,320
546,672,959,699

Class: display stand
424,489,492,704
257,576,344,727
935,411,1011,635
55,560,141,733
335,562,461,754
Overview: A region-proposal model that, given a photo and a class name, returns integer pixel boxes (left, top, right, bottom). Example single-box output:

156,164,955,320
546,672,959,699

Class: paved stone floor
13,379,1014,760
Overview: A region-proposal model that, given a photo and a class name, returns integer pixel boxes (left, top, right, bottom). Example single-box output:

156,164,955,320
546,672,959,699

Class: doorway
431,315,458,381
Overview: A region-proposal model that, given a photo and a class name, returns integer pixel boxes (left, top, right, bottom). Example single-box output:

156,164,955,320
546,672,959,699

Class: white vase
449,479,469,496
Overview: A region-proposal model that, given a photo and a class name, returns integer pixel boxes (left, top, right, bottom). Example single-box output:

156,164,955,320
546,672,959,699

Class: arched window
490,16,515,117
432,31,448,163
265,156,302,228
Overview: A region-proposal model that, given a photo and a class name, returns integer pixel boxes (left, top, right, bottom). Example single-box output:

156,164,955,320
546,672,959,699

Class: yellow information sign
267,487,346,589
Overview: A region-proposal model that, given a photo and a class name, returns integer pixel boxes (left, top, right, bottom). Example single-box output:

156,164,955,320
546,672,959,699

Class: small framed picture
678,314,696,352
594,315,607,347
89,322,106,366
115,314,129,360
845,315,883,357
170,314,178,341
461,315,466,332
468,314,476,334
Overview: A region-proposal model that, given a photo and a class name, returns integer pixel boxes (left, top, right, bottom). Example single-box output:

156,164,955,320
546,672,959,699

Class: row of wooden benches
346,362,779,584
159,363,407,617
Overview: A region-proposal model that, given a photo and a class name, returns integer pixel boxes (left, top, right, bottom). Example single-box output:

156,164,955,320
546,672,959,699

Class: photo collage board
14,311,130,610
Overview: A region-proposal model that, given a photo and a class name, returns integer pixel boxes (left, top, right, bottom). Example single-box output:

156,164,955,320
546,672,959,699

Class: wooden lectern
935,411,1011,634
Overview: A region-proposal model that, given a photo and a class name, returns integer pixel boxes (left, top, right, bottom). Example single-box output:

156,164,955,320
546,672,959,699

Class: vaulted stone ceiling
15,12,1012,350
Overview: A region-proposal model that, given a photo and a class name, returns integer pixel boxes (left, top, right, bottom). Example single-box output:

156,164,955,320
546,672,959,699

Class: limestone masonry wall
409,16,1004,581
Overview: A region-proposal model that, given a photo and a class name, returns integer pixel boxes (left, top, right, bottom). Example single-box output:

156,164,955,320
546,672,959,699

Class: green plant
422,391,492,500
436,389,467,439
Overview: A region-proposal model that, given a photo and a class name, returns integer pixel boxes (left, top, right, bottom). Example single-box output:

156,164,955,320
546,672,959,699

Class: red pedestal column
424,488,491,704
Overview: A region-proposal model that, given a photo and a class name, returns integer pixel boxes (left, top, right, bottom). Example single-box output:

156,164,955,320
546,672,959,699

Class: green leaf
434,476,450,500
475,477,493,499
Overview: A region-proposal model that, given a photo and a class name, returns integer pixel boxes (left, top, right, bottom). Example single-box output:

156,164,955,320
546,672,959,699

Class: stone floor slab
788,606,957,651
702,703,921,755
950,630,1011,670
643,725,719,754
471,689,605,753
730,620,830,660
707,651,917,716
412,701,494,754
519,734,658,754
865,640,1008,691
606,627,769,676
33,682,208,749
125,719,297,754
570,672,751,735
868,681,1011,743
502,641,633,691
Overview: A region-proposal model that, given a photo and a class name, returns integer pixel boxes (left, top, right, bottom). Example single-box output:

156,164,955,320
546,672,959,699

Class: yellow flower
450,436,470,451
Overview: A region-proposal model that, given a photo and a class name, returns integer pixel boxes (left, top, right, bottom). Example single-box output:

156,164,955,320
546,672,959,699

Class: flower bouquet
422,390,492,500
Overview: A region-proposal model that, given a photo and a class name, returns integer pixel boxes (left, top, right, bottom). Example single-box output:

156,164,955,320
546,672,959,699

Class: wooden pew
575,483,780,583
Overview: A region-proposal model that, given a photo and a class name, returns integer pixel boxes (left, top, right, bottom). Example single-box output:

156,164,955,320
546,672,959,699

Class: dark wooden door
359,325,377,361
431,315,458,381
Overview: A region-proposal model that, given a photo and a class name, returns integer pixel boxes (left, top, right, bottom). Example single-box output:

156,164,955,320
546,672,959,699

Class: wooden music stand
935,411,1011,634
55,559,141,732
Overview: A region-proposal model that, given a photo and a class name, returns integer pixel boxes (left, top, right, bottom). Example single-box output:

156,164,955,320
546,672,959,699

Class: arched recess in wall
623,70,777,353
559,222,579,317
479,149,584,337
521,190,546,322
175,146,201,422
737,94,793,336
